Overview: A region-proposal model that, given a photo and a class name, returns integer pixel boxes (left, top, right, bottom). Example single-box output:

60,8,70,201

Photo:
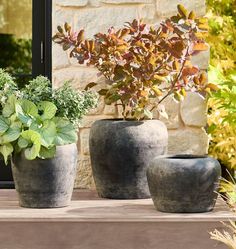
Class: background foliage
207,0,236,171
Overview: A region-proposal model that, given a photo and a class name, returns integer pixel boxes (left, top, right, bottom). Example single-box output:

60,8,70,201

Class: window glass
0,0,32,86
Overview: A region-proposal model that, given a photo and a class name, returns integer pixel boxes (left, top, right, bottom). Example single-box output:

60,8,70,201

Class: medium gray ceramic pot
11,143,78,208
147,155,222,213
89,119,168,199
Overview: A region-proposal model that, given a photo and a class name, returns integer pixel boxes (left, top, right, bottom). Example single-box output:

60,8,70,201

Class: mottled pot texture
89,119,168,199
11,143,78,208
147,155,222,213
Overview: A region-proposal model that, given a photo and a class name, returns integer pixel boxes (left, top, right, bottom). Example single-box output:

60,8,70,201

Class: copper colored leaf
182,66,199,76
206,83,220,91
173,61,180,71
199,72,208,85
64,22,71,33
77,30,85,44
154,75,165,82
139,90,149,98
180,88,187,97
98,89,109,96
57,26,64,34
188,11,196,20
193,42,208,51
193,76,200,85
120,28,130,38
89,40,95,52
152,86,162,96
85,82,97,91
84,40,90,50
63,43,71,51
177,4,188,19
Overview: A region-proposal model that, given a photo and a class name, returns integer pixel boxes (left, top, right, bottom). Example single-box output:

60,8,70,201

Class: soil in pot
147,155,222,213
11,143,78,208
89,119,168,199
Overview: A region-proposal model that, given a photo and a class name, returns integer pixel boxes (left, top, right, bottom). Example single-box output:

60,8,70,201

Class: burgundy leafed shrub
53,5,216,120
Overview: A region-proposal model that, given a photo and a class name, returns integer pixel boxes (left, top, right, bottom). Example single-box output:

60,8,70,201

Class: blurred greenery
0,0,32,87
0,34,32,87
207,0,236,172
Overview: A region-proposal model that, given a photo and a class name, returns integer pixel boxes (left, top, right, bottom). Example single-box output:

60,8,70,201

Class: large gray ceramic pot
89,119,168,199
11,143,78,208
147,155,221,213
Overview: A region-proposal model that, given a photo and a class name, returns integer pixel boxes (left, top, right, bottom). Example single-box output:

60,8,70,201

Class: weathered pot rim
12,143,78,161
94,118,162,123
155,154,209,159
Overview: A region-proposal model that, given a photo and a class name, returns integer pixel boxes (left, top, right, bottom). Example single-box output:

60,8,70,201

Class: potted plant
53,5,217,200
0,72,98,208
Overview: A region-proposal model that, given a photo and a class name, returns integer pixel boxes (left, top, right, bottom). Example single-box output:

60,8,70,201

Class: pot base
18,193,72,209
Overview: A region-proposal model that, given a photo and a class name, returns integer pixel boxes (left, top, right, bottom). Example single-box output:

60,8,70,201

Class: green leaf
18,137,29,149
21,130,41,160
15,103,33,126
30,120,57,147
0,116,10,134
37,101,57,120
21,99,38,117
39,146,56,159
0,143,13,165
15,99,38,126
2,95,17,118
54,117,77,146
1,122,21,143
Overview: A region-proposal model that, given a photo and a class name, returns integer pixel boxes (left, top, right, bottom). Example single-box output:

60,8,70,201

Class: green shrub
22,76,98,127
207,0,236,170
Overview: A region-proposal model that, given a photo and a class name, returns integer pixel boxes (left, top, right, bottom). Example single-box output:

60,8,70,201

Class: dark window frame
32,0,52,80
0,0,52,189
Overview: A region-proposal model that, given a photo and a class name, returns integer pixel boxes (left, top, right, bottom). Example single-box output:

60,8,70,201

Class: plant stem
150,45,190,112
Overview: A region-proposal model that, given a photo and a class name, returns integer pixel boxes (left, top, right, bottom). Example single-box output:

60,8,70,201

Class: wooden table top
0,189,234,222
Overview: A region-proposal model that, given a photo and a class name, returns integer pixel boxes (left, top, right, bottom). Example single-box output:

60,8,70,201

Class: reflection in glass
0,0,32,86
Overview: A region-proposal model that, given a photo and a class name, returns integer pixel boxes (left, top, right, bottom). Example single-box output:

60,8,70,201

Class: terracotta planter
89,119,168,199
147,155,221,213
11,143,78,208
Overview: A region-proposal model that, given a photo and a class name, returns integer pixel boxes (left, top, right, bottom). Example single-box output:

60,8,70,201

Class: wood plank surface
0,190,230,249
0,190,234,222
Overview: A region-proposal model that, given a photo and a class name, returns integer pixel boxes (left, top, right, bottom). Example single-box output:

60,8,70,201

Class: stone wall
52,0,209,189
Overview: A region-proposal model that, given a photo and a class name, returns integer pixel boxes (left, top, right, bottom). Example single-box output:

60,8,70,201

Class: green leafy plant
0,71,98,163
53,5,214,120
21,76,52,103
208,67,236,170
0,95,77,163
0,34,32,87
0,69,19,109
207,0,236,171
21,76,98,127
